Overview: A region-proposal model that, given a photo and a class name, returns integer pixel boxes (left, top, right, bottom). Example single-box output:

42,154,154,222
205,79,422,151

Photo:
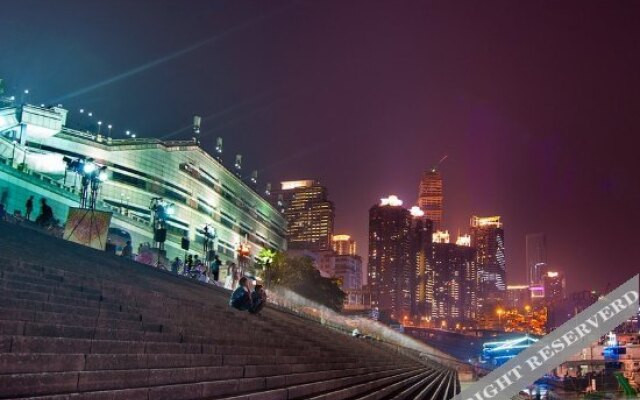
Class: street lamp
97,121,102,135
496,308,505,328
126,130,131,136
107,124,112,137
203,224,216,263
11,140,17,168
62,157,108,209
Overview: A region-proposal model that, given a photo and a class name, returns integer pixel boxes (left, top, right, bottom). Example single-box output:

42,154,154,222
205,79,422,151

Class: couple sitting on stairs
229,276,266,314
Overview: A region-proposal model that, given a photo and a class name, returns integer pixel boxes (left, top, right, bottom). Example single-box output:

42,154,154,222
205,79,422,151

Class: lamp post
10,140,17,168
107,124,112,138
203,224,216,264
97,121,102,135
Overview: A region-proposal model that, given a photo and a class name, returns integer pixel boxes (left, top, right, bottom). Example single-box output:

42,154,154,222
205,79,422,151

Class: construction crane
431,155,448,172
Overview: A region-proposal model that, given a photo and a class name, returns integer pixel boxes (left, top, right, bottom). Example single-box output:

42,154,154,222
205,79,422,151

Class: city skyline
1,1,638,293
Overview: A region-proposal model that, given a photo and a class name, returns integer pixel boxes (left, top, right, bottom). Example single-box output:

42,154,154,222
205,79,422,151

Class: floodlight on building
165,204,175,216
380,195,403,207
88,112,93,117
409,206,424,217
456,234,471,247
547,271,559,278
193,115,201,134
432,230,450,244
24,89,29,94
83,162,96,174
80,109,84,113
98,170,109,182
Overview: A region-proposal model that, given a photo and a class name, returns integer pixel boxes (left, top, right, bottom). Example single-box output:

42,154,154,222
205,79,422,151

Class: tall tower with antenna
418,155,447,230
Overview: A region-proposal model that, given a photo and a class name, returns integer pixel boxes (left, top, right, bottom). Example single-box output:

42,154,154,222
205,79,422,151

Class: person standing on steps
35,198,54,227
210,254,221,282
25,195,34,221
170,257,182,274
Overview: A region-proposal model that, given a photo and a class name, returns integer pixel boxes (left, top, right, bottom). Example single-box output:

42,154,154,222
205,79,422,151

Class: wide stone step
349,369,436,400
0,364,409,399
387,368,444,400
307,368,433,400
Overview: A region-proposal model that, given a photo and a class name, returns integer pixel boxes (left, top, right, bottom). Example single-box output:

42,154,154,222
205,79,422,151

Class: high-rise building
368,195,413,321
470,216,506,310
526,233,548,285
334,254,363,290
418,169,443,230
543,271,565,303
272,180,334,252
505,285,531,309
429,241,477,324
332,234,356,255
410,206,433,319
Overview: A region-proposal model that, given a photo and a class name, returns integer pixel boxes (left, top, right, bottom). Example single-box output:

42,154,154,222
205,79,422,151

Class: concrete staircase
0,221,459,399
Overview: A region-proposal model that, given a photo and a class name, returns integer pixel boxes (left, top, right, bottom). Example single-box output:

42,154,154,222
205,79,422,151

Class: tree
265,253,345,312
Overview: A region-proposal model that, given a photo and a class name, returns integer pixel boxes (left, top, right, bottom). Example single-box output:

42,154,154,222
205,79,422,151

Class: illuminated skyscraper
470,216,506,310
273,180,334,251
543,271,565,303
332,234,356,255
526,233,548,285
410,206,433,319
429,241,477,324
368,195,413,321
418,169,444,230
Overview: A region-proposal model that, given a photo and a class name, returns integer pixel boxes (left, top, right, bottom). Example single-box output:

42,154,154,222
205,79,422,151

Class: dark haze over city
1,0,638,293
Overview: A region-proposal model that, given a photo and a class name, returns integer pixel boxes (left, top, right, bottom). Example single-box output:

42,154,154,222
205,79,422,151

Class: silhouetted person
0,203,6,222
121,240,133,259
185,255,193,275
249,284,266,314
35,198,54,227
230,277,252,311
210,255,221,282
25,196,34,220
171,257,182,274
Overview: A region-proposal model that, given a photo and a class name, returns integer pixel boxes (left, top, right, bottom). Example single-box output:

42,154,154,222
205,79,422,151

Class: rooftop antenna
431,155,448,172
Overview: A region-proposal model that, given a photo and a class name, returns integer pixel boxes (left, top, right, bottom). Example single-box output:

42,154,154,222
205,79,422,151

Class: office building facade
470,216,506,310
368,195,413,321
418,169,443,231
272,180,334,252
0,104,286,264
526,233,547,285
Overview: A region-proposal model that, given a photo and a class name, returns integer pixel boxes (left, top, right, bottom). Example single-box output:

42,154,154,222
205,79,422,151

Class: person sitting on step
249,284,266,314
229,277,252,311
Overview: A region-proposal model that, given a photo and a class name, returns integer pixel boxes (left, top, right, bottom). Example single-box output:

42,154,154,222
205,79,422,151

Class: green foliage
265,253,346,312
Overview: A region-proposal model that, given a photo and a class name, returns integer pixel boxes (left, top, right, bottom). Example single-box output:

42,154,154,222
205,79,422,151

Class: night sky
2,1,639,293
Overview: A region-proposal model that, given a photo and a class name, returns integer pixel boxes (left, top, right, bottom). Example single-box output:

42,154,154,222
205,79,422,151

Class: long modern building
368,195,413,321
470,215,506,311
418,168,443,231
271,180,334,252
0,104,287,264
526,232,547,285
410,206,434,319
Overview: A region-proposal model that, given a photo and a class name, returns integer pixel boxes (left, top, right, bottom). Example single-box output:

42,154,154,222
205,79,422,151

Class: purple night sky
1,1,638,293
